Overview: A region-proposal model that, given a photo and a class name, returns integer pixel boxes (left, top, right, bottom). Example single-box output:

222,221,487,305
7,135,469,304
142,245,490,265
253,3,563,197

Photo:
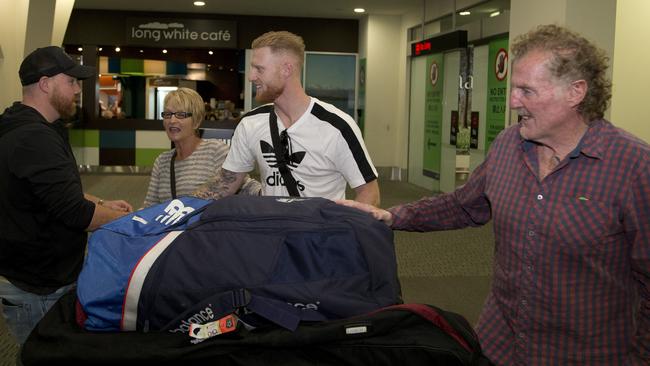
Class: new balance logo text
287,301,320,311
168,305,215,334
155,199,195,225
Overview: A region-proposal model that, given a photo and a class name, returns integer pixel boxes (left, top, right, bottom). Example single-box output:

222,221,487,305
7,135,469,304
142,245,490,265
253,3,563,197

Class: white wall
0,0,74,109
24,0,56,55
0,0,29,108
358,16,368,58
509,0,566,41
363,15,404,167
51,0,75,46
611,0,650,142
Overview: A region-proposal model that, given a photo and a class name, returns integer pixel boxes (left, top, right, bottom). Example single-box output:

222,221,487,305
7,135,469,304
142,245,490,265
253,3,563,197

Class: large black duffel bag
21,290,493,366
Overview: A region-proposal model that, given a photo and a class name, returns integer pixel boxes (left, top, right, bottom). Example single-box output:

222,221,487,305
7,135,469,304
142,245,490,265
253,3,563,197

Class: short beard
255,84,283,104
50,87,77,119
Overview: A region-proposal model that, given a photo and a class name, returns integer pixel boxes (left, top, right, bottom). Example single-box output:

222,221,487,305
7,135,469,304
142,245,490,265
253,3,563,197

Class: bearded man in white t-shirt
194,31,380,205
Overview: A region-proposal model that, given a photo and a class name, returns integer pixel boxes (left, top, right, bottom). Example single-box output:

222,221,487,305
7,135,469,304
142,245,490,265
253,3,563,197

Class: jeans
0,279,75,344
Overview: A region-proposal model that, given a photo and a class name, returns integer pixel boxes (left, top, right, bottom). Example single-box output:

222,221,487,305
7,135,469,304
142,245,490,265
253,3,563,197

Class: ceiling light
77,47,83,52
208,50,214,55
194,1,205,6
162,49,168,54
459,11,471,15
115,47,121,52
354,8,365,13
490,11,501,17
98,47,103,51
139,49,144,53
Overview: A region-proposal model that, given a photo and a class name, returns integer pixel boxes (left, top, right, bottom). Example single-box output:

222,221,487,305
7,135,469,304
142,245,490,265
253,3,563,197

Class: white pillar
611,0,650,142
0,0,75,109
0,0,30,107
363,14,404,168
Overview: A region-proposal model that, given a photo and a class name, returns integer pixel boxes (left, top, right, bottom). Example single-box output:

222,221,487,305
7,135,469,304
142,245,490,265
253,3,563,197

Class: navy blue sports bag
77,195,402,334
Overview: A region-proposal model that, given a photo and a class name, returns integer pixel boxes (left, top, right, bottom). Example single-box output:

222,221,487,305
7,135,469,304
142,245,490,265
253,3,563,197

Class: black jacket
0,102,95,294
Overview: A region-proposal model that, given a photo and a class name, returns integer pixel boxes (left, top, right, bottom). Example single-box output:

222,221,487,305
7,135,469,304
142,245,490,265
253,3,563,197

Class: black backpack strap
170,150,177,199
161,288,324,332
269,109,300,197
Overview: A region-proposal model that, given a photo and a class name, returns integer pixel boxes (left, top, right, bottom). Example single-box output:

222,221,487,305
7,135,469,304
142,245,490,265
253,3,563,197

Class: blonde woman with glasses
143,88,260,207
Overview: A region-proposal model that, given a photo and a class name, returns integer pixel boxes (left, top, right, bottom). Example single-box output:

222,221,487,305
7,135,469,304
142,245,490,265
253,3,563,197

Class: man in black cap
0,46,133,344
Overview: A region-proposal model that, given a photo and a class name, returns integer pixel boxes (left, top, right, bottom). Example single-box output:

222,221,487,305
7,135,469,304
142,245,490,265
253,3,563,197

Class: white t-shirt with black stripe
223,97,378,199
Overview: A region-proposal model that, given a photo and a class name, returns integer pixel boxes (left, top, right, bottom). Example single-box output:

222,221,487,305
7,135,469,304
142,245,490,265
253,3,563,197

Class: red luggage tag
189,314,238,340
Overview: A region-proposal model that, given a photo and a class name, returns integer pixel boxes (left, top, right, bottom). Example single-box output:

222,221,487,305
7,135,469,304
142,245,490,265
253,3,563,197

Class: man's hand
335,199,393,226
102,200,133,213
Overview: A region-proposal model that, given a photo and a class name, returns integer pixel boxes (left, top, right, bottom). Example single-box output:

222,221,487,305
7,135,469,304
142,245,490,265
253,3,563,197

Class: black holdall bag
21,290,494,366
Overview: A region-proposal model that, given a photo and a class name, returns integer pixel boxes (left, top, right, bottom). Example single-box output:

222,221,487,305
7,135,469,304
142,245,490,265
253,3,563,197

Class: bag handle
160,288,326,333
170,150,177,199
269,109,300,197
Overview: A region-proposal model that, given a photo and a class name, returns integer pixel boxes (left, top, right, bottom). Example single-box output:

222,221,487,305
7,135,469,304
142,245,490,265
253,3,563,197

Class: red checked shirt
389,120,650,365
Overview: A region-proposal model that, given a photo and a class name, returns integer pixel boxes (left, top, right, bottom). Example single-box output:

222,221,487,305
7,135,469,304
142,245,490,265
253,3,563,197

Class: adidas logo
260,140,306,191
260,141,305,170
155,199,195,225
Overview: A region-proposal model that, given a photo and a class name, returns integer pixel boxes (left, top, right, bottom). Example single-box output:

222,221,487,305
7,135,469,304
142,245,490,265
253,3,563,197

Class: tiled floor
1,175,494,365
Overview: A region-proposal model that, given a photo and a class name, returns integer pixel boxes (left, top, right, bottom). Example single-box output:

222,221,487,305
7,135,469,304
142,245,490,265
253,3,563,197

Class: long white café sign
126,18,237,48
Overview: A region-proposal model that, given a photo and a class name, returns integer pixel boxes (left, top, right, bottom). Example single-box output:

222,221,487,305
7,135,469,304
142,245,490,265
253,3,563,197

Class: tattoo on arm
193,168,243,200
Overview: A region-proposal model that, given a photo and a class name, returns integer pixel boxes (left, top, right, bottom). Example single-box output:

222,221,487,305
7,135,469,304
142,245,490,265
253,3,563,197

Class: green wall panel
136,148,168,167
68,129,99,147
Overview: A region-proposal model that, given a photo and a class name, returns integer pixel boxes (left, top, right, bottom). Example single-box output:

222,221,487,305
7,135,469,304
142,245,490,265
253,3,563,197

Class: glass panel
304,53,357,119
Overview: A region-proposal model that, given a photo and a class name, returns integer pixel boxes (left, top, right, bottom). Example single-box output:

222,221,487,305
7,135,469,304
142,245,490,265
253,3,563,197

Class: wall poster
485,37,509,151
423,53,444,180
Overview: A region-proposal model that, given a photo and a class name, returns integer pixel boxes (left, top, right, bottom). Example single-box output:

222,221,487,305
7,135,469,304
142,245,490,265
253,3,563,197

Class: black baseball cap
19,46,95,86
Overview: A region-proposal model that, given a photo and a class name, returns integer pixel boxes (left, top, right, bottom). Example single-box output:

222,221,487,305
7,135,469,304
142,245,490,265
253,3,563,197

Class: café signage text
126,18,237,48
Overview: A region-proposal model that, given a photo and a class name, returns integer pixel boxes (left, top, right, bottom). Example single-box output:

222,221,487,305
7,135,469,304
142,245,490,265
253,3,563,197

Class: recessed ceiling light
208,50,214,55
77,47,83,52
354,8,365,13
115,47,121,52
98,47,103,51
459,11,471,15
490,11,500,17
140,49,144,53
162,49,168,54
194,1,205,6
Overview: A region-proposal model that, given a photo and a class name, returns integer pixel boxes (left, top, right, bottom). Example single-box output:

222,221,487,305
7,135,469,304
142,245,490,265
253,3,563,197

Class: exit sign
410,31,468,57
413,40,432,56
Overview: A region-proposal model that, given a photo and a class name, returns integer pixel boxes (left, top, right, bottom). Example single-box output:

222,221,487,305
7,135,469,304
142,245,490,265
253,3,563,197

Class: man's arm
353,179,380,206
84,193,133,231
192,168,248,200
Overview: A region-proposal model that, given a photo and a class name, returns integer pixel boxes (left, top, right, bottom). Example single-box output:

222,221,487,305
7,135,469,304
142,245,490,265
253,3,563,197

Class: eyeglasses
161,111,192,119
280,129,292,163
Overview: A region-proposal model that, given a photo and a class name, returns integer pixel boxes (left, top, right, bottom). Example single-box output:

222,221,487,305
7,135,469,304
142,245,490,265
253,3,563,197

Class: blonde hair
163,87,205,129
251,31,305,68
512,24,612,121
